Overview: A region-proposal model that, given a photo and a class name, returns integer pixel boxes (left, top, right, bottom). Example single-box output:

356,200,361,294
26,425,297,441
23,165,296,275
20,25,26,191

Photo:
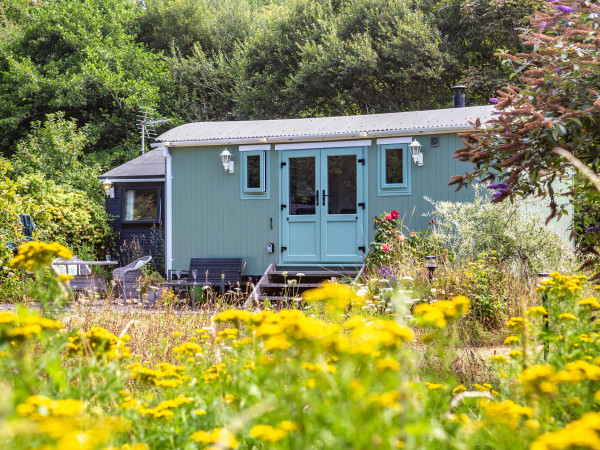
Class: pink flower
385,214,392,222
381,244,390,253
390,210,399,220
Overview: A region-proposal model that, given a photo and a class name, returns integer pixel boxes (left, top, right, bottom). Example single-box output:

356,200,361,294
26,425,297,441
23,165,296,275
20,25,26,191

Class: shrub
426,186,576,279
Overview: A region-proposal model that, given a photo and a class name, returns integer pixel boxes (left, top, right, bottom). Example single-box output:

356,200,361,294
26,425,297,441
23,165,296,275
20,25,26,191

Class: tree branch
553,147,600,193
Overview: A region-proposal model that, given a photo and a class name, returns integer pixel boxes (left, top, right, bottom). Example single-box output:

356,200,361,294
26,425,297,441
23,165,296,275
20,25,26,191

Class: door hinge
358,202,365,210
281,246,287,253
281,204,286,210
281,162,287,168
357,158,365,165
358,246,366,252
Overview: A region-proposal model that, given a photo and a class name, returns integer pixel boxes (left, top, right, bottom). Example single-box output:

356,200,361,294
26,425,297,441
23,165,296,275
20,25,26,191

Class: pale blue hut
154,104,494,294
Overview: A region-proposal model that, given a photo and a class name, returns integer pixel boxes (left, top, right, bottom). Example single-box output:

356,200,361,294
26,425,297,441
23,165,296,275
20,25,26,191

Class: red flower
382,244,390,253
385,214,392,222
390,210,399,220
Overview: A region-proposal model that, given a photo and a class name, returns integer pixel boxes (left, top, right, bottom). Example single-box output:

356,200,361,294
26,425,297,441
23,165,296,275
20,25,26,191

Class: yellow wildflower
558,313,578,321
376,358,400,372
172,342,203,357
452,385,467,396
530,412,600,450
191,428,239,449
520,364,558,395
579,297,600,309
504,335,520,345
490,354,508,363
10,241,73,272
479,399,534,429
526,306,548,317
250,424,288,443
425,382,444,391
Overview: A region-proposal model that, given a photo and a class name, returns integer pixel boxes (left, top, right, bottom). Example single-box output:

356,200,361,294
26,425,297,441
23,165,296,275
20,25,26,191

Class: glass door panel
289,157,316,216
327,155,357,215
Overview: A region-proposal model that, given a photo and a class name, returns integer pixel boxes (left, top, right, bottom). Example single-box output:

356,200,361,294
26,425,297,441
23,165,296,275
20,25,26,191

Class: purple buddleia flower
489,98,500,104
539,21,547,31
585,226,600,232
492,191,505,198
488,183,509,190
548,0,559,3
556,5,574,13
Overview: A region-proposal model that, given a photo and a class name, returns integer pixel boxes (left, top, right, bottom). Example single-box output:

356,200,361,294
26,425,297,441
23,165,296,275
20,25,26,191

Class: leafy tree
450,0,600,270
12,113,103,201
0,0,166,158
433,0,539,105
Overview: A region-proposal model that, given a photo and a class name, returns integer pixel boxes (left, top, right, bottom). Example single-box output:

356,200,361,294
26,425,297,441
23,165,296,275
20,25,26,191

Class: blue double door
281,147,366,264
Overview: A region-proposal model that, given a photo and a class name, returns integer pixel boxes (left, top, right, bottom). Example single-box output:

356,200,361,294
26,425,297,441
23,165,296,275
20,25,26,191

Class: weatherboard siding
170,134,476,276
171,146,279,278
366,133,476,242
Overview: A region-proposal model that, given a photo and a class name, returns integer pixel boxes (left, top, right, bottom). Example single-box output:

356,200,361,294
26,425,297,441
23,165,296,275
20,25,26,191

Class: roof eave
159,125,478,148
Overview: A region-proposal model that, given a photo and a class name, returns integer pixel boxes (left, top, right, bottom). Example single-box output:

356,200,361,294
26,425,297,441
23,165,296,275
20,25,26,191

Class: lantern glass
424,255,437,268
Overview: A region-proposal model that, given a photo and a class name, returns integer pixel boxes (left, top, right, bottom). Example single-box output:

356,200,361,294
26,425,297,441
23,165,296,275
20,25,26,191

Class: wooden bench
182,258,243,291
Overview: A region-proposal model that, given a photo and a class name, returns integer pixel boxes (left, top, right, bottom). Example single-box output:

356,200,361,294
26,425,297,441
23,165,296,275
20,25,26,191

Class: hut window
378,144,411,196
241,150,269,198
123,188,160,222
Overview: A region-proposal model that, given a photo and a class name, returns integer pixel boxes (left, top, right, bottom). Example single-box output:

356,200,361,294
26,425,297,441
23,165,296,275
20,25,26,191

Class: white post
161,145,173,278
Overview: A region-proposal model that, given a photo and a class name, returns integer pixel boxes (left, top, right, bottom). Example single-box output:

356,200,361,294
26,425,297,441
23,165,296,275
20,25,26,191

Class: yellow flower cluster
65,326,131,360
250,421,298,442
129,362,189,387
302,282,366,312
217,328,239,341
215,307,413,355
172,342,203,357
579,297,600,309
474,383,499,397
537,272,587,297
452,385,467,396
191,428,239,449
0,312,62,343
526,306,548,317
202,363,229,384
505,317,529,332
366,390,403,411
136,395,193,419
413,296,470,328
17,395,85,420
301,361,337,373
531,412,600,450
479,399,533,429
16,395,131,449
520,364,558,395
10,241,72,272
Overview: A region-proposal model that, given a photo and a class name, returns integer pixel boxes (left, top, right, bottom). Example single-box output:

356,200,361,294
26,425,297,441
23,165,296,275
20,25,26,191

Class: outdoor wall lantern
219,149,234,174
409,139,423,166
102,179,114,198
425,255,437,281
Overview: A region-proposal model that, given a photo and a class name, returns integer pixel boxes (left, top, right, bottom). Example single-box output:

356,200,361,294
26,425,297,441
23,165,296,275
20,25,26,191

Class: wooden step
271,270,358,277
260,283,321,289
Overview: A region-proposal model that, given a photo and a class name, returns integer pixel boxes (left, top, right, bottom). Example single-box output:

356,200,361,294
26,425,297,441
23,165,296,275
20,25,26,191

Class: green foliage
12,112,103,201
14,173,113,259
426,187,576,278
433,0,539,104
0,0,167,157
451,0,600,270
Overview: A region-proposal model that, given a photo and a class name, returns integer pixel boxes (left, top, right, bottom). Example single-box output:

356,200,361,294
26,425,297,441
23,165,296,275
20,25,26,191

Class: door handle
322,190,327,206
315,190,319,206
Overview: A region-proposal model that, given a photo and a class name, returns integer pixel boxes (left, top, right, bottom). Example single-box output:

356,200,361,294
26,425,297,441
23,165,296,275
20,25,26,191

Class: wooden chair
52,257,105,296
112,255,152,301
185,258,242,291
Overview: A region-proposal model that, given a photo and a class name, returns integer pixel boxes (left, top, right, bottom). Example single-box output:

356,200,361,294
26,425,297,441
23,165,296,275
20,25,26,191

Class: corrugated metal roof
99,148,164,178
157,105,495,144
